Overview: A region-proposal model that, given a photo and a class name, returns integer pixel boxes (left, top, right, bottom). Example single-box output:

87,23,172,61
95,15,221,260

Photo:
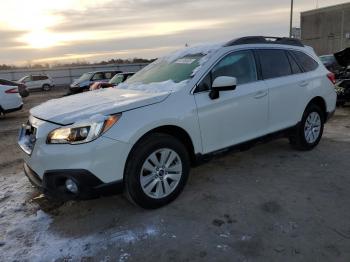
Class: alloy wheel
304,111,321,144
140,148,183,199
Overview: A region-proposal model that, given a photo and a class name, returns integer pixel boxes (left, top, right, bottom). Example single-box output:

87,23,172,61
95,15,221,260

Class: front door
194,50,269,153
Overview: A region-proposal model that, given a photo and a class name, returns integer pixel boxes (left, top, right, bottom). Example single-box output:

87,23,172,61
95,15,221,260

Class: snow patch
164,43,222,63
0,176,159,261
117,79,188,93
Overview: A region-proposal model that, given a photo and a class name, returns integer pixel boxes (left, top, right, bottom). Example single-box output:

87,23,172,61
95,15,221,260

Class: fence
0,63,149,87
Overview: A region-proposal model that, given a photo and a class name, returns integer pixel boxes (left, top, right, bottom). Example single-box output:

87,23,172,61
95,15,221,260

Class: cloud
0,0,348,65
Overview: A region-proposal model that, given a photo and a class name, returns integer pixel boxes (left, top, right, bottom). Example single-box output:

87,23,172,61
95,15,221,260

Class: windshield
77,73,93,83
126,54,203,85
18,76,29,82
109,74,124,85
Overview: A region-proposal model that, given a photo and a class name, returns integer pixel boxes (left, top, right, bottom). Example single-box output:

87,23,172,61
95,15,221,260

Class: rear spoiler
334,48,350,67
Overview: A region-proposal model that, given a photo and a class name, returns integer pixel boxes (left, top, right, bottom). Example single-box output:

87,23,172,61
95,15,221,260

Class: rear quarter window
291,51,319,72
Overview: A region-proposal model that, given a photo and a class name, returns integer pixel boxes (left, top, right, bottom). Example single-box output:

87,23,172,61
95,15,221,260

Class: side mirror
209,76,237,100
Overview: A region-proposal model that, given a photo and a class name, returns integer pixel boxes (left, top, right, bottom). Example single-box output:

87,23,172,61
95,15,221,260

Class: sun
19,30,62,49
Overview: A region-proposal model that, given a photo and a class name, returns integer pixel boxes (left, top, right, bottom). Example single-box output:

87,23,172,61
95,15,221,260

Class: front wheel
289,104,324,151
124,133,190,209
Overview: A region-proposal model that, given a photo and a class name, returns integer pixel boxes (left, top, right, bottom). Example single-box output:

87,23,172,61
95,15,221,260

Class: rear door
30,75,45,89
257,49,305,133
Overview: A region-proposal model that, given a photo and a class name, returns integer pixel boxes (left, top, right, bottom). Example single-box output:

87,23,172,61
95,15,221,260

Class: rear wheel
289,104,324,151
42,84,51,91
124,133,190,209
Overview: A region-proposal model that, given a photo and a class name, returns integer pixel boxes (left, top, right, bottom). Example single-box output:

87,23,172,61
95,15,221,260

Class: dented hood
30,88,170,125
334,48,350,67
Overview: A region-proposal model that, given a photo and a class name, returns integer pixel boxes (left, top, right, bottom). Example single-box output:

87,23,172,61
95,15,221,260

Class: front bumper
24,162,123,200
19,116,132,200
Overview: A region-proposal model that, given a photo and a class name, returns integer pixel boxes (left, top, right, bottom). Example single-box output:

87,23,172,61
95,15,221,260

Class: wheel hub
140,148,183,199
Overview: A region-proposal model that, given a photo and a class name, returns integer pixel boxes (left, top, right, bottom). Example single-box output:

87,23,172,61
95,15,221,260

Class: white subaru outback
18,36,337,209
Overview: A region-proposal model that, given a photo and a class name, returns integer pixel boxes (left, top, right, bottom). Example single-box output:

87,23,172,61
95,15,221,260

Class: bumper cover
2,104,23,114
24,162,123,200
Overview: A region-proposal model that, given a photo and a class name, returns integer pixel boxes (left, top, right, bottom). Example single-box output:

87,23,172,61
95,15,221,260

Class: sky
0,0,348,65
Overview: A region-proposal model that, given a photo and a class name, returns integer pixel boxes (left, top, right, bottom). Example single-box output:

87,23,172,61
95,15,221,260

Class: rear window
258,49,292,79
292,51,318,72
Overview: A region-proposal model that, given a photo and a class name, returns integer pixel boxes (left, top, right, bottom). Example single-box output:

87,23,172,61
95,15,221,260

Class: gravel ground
0,88,350,262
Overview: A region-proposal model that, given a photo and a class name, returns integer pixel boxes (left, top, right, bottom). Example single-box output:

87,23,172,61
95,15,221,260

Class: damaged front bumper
24,162,123,200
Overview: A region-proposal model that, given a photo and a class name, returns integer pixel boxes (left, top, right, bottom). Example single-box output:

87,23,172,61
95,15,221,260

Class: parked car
17,74,54,91
0,79,29,97
319,54,344,76
69,70,122,94
331,47,350,106
335,80,350,106
19,36,336,209
90,72,135,90
0,81,23,116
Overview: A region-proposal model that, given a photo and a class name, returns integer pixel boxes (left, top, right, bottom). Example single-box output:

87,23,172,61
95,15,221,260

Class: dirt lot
0,89,350,262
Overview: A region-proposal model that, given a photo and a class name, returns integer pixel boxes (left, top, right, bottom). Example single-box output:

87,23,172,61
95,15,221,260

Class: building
301,3,350,56
291,27,301,39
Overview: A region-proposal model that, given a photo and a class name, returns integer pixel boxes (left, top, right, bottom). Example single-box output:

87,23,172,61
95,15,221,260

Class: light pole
289,0,294,37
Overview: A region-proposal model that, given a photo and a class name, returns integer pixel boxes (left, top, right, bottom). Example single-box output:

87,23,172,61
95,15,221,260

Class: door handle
299,81,309,87
254,91,268,99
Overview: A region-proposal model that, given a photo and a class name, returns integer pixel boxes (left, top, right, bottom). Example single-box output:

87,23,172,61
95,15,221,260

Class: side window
292,51,319,72
105,72,113,79
196,50,257,92
212,51,257,85
287,52,302,74
92,73,104,80
258,49,292,79
32,76,41,81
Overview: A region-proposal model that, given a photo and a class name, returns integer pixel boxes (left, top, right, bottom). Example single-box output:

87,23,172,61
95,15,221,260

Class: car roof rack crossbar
224,36,304,47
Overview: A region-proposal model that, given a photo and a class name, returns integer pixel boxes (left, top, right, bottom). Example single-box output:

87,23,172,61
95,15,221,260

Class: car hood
334,48,350,67
30,88,171,125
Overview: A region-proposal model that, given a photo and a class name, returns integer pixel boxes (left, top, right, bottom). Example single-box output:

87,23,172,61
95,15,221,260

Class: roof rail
224,36,304,47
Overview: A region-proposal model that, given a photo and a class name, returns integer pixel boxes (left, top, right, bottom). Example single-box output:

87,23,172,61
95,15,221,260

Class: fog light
65,178,78,194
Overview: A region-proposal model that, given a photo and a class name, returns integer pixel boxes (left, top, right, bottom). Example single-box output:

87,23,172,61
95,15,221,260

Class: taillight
327,72,336,85
5,88,19,94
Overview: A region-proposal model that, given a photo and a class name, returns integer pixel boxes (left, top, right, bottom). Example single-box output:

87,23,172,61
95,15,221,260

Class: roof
87,70,123,74
225,36,304,47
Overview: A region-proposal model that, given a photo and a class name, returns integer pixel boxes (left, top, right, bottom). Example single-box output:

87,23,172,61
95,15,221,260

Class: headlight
47,114,121,144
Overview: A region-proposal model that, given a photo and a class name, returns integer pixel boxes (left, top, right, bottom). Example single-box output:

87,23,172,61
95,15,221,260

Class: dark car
69,70,122,94
90,72,135,91
319,55,345,78
332,48,350,106
0,79,29,97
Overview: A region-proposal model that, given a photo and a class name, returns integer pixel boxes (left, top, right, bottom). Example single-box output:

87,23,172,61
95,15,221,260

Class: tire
124,133,190,209
289,104,324,151
42,84,51,91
